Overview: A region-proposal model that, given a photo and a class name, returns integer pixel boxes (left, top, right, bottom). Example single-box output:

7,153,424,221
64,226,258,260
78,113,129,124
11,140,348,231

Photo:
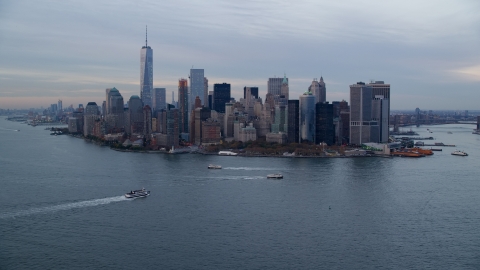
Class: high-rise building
244,87,259,99
128,95,144,135
308,77,326,104
213,83,231,113
349,82,379,144
140,27,153,108
315,102,334,145
287,100,300,143
271,104,288,133
153,88,166,112
178,79,189,134
299,92,316,143
368,81,390,143
189,69,205,110
280,75,289,101
268,75,288,105
57,100,63,112
143,105,152,137
106,87,124,133
204,77,209,107
84,102,99,136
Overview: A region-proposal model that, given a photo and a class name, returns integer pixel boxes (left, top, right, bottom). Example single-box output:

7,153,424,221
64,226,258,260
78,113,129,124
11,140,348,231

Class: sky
0,0,479,110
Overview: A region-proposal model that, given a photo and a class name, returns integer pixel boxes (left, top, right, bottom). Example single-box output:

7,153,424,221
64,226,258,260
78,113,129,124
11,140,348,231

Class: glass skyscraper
140,28,153,109
189,69,205,110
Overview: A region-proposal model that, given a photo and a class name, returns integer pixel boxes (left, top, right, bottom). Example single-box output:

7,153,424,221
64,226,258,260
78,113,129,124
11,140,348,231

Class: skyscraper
287,100,300,143
153,88,166,112
368,81,390,143
189,69,205,110
315,102,334,145
268,75,288,105
213,83,231,113
178,79,189,134
299,92,316,143
280,75,289,101
140,27,153,108
106,87,124,133
349,82,379,144
308,77,326,104
128,95,144,135
84,102,99,137
244,87,259,99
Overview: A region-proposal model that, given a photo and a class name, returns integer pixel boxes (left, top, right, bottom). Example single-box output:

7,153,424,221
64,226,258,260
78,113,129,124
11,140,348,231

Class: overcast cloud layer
0,0,479,110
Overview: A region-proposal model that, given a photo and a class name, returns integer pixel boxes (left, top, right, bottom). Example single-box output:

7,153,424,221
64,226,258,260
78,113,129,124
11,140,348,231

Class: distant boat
451,150,468,156
208,164,222,169
125,188,150,199
430,148,442,151
218,151,238,156
267,173,283,179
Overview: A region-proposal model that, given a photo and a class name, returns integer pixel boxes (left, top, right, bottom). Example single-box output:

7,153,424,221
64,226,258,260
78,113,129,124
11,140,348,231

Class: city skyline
0,0,479,109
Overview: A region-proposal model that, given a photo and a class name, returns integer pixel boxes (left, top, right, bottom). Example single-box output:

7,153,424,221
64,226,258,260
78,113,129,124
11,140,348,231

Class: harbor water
1,118,479,269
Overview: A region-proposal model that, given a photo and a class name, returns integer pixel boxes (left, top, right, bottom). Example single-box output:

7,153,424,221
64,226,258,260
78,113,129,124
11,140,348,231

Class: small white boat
267,173,283,179
451,150,468,156
125,188,150,199
218,151,238,156
208,164,222,169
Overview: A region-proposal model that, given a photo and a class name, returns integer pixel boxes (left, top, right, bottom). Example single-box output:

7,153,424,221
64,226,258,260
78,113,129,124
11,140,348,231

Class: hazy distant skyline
1,0,479,110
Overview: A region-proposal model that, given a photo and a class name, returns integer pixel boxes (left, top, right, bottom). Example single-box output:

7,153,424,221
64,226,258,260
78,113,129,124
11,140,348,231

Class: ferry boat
125,188,150,199
409,147,433,155
208,164,222,169
391,150,425,157
451,150,468,156
267,173,283,179
218,151,238,156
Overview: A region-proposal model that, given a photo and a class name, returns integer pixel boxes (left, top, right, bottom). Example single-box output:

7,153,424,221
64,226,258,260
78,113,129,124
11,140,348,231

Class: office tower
287,100,300,143
50,104,58,113
213,83,231,113
143,105,152,137
299,92,316,143
84,102,99,136
189,69,205,109
204,77,209,107
106,88,124,133
318,77,326,103
128,95,144,134
244,87,259,99
268,75,288,105
153,88,166,112
140,27,153,108
339,100,350,144
315,102,334,145
349,82,379,144
101,101,106,117
58,100,62,112
271,103,288,133
208,91,213,110
368,81,390,143
280,75,289,101
309,77,326,104
224,102,234,137
178,79,189,134
268,77,283,96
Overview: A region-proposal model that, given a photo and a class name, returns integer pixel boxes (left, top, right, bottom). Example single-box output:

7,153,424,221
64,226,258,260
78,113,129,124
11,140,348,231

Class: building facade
299,92,316,143
140,31,153,109
315,102,334,145
213,83,231,113
153,88,166,112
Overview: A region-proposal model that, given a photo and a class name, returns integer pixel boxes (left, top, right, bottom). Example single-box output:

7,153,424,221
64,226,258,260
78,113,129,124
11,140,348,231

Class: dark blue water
1,118,480,269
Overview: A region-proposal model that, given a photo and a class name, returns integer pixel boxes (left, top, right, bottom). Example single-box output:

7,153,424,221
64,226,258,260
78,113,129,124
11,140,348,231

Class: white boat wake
223,167,287,171
0,196,128,219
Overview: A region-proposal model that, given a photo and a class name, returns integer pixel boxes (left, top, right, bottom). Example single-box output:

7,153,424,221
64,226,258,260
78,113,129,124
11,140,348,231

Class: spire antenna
145,25,148,47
